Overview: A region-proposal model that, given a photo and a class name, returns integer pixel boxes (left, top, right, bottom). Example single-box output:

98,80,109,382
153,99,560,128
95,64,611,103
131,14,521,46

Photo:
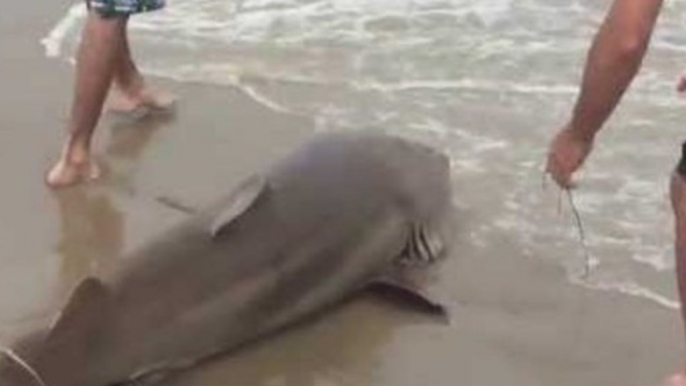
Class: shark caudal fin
49,278,110,340
40,277,113,377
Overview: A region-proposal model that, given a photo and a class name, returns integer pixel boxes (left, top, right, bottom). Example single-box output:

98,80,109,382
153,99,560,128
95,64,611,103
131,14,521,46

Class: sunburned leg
107,21,175,115
665,166,686,386
46,13,127,188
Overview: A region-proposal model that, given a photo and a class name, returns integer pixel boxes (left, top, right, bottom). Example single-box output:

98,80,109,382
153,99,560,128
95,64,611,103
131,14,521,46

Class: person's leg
46,12,127,188
107,20,175,114
111,17,144,99
667,143,686,385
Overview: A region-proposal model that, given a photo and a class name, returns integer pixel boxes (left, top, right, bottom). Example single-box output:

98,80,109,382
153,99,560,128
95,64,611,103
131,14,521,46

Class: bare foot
46,155,101,189
106,86,176,117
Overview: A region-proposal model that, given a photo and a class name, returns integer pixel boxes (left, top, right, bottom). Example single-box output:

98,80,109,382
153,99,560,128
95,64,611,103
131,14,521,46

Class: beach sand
0,2,683,386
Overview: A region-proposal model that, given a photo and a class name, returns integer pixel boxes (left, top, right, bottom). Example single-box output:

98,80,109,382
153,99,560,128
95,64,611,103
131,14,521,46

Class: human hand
545,124,594,189
654,373,686,386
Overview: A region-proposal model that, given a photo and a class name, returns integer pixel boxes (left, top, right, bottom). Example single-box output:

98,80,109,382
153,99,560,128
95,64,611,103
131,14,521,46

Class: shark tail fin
42,277,113,372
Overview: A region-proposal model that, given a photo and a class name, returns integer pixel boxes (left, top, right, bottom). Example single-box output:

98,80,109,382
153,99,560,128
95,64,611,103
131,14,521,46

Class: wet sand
0,2,684,386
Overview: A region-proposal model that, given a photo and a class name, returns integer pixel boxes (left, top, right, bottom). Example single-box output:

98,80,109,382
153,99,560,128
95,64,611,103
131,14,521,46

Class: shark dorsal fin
47,277,111,346
210,175,270,239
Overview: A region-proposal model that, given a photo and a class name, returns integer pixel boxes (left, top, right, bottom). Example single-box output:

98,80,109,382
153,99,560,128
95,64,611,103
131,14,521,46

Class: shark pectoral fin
210,175,270,239
46,277,112,355
369,266,450,318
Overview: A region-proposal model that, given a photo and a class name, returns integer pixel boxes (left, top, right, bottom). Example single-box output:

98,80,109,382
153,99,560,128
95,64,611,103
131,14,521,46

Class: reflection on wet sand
54,186,123,293
53,112,175,295
103,112,175,193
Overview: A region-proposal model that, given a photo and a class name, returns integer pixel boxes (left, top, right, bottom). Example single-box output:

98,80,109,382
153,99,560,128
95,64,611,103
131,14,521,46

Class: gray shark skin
0,131,453,386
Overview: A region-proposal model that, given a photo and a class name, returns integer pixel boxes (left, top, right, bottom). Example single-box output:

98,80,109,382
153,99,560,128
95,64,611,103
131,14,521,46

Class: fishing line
542,171,592,278
565,188,592,278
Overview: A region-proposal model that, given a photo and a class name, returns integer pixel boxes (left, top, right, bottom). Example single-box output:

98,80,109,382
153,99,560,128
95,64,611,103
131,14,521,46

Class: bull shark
0,131,454,386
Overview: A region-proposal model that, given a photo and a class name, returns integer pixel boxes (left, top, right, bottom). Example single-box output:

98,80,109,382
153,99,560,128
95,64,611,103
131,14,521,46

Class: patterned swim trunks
88,0,165,18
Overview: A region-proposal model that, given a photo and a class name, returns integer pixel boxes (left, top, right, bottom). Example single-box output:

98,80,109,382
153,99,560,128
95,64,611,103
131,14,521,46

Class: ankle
113,76,145,98
62,138,92,167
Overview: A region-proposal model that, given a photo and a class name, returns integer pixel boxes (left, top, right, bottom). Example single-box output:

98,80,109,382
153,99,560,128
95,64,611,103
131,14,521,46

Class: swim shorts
87,0,165,18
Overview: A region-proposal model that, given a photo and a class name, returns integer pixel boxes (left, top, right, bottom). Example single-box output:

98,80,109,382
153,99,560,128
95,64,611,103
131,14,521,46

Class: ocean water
43,0,686,308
